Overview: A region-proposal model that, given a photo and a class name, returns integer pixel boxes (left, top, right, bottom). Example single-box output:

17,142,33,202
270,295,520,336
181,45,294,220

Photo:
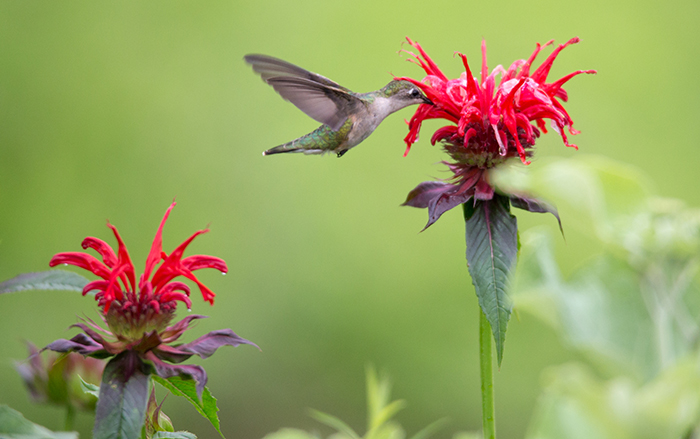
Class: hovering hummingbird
244,54,431,157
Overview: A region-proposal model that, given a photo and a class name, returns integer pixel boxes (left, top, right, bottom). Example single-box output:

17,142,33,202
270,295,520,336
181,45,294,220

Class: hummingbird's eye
409,88,420,97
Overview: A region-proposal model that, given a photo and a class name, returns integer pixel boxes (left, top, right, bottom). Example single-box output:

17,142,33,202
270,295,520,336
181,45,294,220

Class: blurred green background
0,0,698,438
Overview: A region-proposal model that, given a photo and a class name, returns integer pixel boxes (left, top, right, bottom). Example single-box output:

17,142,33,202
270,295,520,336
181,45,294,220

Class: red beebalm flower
397,37,595,229
44,202,256,397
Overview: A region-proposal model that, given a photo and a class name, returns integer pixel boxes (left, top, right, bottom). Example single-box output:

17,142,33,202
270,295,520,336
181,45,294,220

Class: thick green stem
64,403,76,431
480,309,496,439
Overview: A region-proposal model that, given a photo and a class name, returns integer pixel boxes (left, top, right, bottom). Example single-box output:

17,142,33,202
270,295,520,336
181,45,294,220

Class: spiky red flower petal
397,37,595,163
49,202,227,324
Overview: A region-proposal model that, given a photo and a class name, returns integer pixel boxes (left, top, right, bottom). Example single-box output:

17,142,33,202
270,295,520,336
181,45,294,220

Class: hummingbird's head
383,80,432,106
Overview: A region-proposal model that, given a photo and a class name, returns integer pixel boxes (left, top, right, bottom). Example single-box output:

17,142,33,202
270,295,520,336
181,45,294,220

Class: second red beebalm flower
397,37,596,229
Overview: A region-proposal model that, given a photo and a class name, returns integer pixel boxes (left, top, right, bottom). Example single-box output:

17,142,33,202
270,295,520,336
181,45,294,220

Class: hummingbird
244,54,431,157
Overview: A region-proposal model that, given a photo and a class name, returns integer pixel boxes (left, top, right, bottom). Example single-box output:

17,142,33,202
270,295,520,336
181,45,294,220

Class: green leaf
407,418,448,439
151,375,223,438
0,270,90,294
80,375,100,399
0,405,78,439
152,432,197,439
367,400,406,435
93,352,151,439
308,409,360,439
365,365,403,432
490,156,652,244
464,195,519,366
261,429,319,439
513,228,700,381
525,360,700,439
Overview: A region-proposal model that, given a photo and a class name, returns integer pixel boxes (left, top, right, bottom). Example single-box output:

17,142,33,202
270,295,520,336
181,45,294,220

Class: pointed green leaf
308,409,360,439
80,375,100,399
261,429,319,439
408,418,448,439
464,195,519,366
369,400,406,434
0,405,78,439
452,433,481,439
93,353,151,439
151,375,223,438
0,270,90,294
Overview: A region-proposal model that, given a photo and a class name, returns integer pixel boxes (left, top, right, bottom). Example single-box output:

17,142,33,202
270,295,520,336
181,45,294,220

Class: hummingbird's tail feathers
263,143,324,156
263,146,301,156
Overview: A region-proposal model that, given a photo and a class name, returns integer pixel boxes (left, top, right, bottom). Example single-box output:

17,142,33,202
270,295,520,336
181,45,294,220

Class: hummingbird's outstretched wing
245,54,363,132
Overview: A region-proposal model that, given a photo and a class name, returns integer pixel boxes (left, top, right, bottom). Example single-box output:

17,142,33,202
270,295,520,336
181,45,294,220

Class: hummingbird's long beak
422,95,433,105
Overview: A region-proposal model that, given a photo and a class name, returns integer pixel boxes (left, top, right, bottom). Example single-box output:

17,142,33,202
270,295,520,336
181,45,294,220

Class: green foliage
141,386,197,439
79,376,100,400
93,354,151,439
525,360,700,439
151,376,222,438
151,433,197,439
0,405,78,439
463,196,519,366
262,366,452,439
0,270,89,294
502,157,700,438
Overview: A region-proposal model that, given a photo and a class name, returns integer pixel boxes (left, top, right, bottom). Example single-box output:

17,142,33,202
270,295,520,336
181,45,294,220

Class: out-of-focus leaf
513,229,700,380
451,433,481,439
152,432,197,439
408,418,449,439
151,375,222,438
490,156,652,243
367,400,406,437
263,367,443,439
0,405,78,439
366,366,406,434
261,429,319,439
309,410,360,439
464,195,518,366
0,270,90,294
525,360,700,439
93,352,151,439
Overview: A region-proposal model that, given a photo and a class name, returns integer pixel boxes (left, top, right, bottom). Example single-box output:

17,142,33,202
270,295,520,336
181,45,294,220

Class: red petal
545,69,597,99
518,40,554,79
106,222,135,292
49,252,111,279
404,37,448,81
83,279,108,296
181,255,228,273
480,40,488,85
151,229,209,288
81,237,117,268
143,202,176,283
531,37,580,84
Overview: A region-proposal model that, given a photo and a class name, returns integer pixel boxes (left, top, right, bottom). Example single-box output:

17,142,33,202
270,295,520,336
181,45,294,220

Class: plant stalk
64,403,76,431
479,309,495,439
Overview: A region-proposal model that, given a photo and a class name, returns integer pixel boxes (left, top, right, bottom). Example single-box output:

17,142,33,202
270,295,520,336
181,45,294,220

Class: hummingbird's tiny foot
337,150,348,158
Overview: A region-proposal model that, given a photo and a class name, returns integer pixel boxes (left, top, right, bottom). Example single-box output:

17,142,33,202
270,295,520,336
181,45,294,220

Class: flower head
398,38,595,229
49,202,226,336
44,202,256,397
